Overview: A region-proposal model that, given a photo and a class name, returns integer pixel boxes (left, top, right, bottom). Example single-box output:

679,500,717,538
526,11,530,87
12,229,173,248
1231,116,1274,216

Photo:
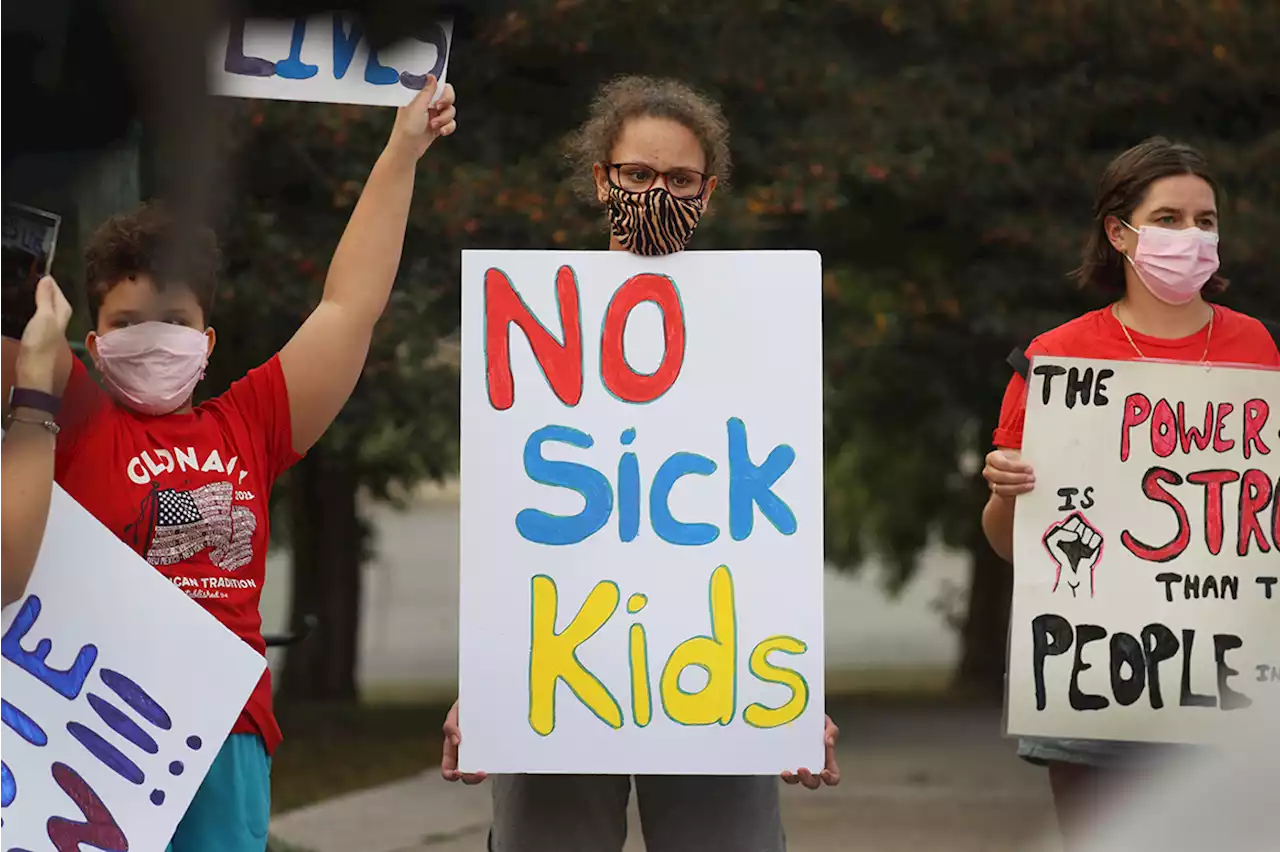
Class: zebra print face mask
605,184,706,256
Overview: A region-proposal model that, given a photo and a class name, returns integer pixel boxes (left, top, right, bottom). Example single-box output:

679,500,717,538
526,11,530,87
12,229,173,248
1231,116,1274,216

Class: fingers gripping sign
440,700,486,785
16,277,73,380
1042,512,1104,597
781,715,840,790
983,448,1035,498
387,75,457,162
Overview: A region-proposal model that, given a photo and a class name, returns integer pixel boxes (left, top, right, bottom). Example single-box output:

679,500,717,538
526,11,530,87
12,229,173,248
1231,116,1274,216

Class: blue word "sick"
517,418,797,546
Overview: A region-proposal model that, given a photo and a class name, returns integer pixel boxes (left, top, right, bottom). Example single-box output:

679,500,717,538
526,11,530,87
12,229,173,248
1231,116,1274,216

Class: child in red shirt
981,137,1280,850
0,79,457,851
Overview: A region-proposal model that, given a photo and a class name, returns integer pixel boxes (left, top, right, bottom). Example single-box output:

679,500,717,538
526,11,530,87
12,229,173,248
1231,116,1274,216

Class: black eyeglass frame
602,162,711,200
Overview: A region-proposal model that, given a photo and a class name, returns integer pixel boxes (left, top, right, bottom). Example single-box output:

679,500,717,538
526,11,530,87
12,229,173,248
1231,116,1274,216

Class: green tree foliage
207,0,1278,700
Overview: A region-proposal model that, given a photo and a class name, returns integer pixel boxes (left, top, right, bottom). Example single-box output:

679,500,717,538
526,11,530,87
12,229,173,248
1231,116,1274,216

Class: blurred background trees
8,0,1277,703
226,0,1278,702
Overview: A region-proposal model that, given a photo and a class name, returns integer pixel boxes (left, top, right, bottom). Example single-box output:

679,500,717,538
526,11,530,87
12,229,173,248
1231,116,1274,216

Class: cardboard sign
458,250,826,774
1007,356,1279,745
1,487,267,850
210,14,452,107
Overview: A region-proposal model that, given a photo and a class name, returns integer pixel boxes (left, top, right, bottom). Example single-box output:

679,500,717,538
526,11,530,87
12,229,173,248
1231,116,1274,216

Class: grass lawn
270,701,450,815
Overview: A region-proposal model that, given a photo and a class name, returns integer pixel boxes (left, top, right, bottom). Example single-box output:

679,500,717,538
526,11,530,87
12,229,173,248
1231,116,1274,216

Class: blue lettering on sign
1,596,97,699
1,760,15,807
1,699,48,746
222,12,275,77
650,453,720,546
727,417,797,540
400,23,449,90
517,425,613,546
332,14,397,84
0,596,207,847
222,14,451,88
275,18,318,80
516,419,796,546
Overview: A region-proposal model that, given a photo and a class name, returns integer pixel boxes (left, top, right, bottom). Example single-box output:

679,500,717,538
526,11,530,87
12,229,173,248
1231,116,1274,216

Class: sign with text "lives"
210,14,452,107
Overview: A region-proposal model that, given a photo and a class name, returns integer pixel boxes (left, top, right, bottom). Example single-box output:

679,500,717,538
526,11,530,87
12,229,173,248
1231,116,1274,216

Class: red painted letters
599,273,686,404
485,266,583,410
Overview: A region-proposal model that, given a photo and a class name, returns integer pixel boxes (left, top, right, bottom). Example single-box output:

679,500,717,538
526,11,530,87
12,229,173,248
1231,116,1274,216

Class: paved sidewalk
270,705,1061,852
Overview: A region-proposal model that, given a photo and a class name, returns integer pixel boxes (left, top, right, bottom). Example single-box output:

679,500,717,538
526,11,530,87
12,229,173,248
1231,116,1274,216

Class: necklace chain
1113,303,1214,363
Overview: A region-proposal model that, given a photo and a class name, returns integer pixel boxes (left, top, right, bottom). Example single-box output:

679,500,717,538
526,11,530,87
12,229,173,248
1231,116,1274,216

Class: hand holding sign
387,76,456,162
984,448,1035,497
781,714,841,789
440,700,486,785
16,277,72,389
1043,512,1103,597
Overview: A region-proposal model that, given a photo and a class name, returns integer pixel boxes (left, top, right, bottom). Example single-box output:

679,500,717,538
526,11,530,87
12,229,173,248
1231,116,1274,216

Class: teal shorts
167,733,272,852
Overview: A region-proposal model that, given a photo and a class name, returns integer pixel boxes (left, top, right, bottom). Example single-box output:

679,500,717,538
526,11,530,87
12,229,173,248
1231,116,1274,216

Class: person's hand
16,276,72,390
386,75,457,162
983,448,1035,498
441,699,487,784
781,714,840,789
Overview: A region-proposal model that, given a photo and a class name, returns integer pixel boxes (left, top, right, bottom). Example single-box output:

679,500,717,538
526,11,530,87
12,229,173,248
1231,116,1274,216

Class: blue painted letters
517,420,794,546
517,426,613,546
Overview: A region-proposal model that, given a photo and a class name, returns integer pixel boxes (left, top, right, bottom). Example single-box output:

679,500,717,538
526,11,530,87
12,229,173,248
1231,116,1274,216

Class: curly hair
1073,137,1227,295
564,76,732,204
85,201,221,324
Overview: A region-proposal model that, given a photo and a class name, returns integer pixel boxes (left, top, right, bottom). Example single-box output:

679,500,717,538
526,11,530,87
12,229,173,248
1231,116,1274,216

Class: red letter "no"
600,274,686,403
485,266,583,410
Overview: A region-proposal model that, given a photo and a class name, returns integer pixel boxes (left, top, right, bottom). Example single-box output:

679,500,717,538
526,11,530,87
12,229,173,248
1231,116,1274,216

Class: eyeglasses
605,163,709,199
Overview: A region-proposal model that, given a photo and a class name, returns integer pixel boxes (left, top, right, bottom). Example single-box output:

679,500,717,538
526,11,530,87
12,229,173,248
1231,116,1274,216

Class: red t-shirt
993,304,1280,449
55,356,301,754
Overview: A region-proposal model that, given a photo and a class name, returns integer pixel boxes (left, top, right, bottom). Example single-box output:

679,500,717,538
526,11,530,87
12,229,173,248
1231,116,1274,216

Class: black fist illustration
1043,512,1103,598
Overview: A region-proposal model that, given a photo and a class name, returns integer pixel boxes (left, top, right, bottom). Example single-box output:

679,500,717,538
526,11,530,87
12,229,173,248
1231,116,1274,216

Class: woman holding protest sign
439,75,839,852
981,137,1280,847
0,78,457,850
1,276,74,606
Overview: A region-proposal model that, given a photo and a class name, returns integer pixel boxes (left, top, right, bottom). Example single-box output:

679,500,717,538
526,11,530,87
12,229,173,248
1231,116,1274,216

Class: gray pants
488,774,786,852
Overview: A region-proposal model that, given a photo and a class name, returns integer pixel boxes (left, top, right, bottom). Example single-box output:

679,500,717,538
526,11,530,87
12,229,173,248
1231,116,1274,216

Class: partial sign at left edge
1,487,266,851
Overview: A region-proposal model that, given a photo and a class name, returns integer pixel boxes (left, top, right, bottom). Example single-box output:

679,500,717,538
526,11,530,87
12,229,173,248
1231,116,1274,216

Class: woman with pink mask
981,136,1280,849
0,79,456,852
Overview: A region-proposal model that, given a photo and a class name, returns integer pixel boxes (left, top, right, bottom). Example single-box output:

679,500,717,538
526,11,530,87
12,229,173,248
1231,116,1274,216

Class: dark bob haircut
1072,137,1227,295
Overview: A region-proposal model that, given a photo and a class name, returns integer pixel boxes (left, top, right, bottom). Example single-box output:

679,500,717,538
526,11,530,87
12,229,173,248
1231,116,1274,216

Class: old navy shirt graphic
54,355,302,753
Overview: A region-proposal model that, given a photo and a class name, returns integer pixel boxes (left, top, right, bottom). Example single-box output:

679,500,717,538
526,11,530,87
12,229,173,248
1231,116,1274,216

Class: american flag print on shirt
143,481,257,572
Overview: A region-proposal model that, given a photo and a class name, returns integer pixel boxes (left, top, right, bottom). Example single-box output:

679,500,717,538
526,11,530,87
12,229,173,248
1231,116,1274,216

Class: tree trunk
952,537,1014,704
278,446,364,702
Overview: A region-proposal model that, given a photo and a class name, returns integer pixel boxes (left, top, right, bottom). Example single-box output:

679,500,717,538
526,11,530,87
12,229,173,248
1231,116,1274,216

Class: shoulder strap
1007,345,1032,380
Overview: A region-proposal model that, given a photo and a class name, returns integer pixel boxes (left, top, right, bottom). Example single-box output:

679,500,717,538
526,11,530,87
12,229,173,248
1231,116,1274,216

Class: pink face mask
1123,222,1220,305
94,322,210,415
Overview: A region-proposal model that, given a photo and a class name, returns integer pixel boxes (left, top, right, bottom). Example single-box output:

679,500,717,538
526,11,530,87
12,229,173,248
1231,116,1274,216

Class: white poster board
209,14,452,106
1,487,267,850
458,250,825,774
1008,356,1279,745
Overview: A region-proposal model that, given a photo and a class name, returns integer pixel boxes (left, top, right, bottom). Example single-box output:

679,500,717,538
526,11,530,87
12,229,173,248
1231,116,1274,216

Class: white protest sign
1007,356,1279,745
209,14,452,106
1,487,267,850
458,250,825,774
